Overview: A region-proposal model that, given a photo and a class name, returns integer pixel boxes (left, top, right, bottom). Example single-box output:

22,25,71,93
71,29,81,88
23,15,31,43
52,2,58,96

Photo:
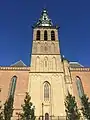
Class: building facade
0,9,90,120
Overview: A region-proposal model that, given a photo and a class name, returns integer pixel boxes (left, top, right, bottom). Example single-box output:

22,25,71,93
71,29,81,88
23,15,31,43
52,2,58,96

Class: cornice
0,66,30,71
70,67,90,72
29,71,64,73
32,54,60,55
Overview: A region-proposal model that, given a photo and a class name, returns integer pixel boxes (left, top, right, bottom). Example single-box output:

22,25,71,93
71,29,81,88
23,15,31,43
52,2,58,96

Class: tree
0,89,3,120
16,92,35,120
4,95,14,120
81,94,90,119
65,92,81,120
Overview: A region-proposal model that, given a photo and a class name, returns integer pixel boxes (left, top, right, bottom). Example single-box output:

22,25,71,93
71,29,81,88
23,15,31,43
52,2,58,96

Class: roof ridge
10,60,27,67
69,61,84,67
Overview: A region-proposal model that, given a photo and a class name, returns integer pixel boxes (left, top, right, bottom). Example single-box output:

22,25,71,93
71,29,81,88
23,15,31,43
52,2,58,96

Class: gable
10,60,27,67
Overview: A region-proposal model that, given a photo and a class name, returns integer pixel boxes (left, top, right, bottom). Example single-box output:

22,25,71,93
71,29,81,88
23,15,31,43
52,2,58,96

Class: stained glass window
44,82,50,101
76,76,84,98
9,76,17,97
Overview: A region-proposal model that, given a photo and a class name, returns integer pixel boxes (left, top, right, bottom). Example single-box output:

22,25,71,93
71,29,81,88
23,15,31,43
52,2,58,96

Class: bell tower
31,9,62,72
28,9,72,119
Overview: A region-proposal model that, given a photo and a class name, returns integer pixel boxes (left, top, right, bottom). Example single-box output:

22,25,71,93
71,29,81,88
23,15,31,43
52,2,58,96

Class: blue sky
0,0,90,66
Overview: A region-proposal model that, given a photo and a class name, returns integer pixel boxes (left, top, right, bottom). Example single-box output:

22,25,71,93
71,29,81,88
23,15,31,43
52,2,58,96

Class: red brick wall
71,70,90,107
0,68,29,110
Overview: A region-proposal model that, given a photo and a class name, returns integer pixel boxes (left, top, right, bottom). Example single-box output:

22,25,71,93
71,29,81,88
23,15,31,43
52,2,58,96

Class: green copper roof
34,8,53,27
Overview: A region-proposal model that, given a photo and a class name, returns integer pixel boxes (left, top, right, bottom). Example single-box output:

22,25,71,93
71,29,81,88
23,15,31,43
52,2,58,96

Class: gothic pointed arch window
36,30,40,40
45,113,49,120
44,82,50,101
9,76,17,97
76,76,84,98
44,30,48,41
51,30,55,41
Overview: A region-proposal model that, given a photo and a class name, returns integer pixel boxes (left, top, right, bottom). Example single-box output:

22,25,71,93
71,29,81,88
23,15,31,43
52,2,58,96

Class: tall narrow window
51,31,55,41
9,76,17,97
36,56,40,71
76,76,84,98
44,30,48,41
36,30,40,40
44,82,50,101
45,113,49,120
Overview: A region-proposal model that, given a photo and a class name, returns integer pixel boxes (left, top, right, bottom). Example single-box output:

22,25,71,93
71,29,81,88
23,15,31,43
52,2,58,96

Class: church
0,9,90,120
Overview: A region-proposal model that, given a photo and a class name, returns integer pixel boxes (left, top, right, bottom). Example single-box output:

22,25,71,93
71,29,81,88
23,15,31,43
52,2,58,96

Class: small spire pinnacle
63,55,65,58
34,8,53,27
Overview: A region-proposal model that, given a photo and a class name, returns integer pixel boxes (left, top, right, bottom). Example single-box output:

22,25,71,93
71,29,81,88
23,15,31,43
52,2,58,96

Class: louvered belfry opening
36,30,40,40
44,30,48,41
51,30,55,41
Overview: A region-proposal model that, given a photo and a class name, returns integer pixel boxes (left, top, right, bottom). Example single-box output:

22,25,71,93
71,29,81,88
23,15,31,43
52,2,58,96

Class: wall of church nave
0,69,29,109
71,70,90,107
28,73,66,117
30,55,63,72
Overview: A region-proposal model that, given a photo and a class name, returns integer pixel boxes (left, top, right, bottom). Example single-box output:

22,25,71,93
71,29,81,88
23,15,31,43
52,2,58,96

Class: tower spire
34,8,53,27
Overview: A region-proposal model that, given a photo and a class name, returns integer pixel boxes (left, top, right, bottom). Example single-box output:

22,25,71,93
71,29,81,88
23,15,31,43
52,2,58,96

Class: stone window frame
36,30,40,40
44,30,48,41
51,30,55,41
44,81,50,101
9,76,17,97
76,76,84,98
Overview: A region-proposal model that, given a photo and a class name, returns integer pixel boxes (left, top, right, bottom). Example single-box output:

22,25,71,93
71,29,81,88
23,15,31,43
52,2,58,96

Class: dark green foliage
0,89,3,120
0,103,3,120
81,94,90,119
4,95,14,120
65,92,81,120
17,92,35,120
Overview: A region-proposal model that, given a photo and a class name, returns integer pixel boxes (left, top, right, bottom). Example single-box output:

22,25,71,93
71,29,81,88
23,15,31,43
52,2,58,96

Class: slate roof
69,62,84,68
10,60,27,67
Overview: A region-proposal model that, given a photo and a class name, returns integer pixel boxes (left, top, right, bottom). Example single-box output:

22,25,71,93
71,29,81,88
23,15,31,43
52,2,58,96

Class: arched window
51,31,55,41
9,76,17,97
76,76,84,98
44,30,48,41
36,30,40,40
36,56,40,71
45,113,49,120
44,82,50,101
